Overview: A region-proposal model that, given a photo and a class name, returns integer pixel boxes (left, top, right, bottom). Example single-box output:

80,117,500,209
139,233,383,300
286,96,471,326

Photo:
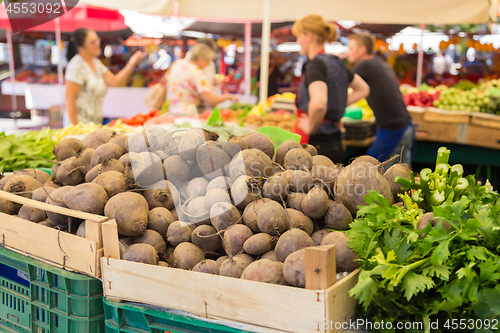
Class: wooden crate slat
0,191,108,223
0,212,99,276
101,257,329,333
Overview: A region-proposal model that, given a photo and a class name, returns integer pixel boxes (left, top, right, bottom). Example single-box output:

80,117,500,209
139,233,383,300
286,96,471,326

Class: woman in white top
65,28,145,125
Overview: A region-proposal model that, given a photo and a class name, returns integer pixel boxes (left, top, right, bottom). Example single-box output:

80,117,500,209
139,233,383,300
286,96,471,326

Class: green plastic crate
103,298,250,333
0,246,104,333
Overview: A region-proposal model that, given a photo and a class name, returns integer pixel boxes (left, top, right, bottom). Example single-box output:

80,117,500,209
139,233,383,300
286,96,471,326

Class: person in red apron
292,15,370,163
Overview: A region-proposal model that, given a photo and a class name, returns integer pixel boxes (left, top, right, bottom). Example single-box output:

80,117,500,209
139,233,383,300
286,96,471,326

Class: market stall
1,1,500,333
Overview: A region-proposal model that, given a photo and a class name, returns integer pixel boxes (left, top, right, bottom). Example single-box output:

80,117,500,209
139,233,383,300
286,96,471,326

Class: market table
1,81,151,118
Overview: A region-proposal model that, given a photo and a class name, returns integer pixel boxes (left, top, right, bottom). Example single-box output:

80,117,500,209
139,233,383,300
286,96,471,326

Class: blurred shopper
167,43,237,114
292,15,369,162
65,28,145,125
347,33,414,165
256,54,284,97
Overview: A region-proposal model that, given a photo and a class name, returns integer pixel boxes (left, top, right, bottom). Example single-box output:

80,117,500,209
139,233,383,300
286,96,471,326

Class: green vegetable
207,106,223,126
0,128,58,173
348,148,500,333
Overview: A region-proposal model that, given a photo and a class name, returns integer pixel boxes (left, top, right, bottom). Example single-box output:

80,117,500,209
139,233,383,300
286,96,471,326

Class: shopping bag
143,83,166,110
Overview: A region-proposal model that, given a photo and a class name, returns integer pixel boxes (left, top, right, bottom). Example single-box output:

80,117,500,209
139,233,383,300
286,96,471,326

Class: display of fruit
242,111,295,132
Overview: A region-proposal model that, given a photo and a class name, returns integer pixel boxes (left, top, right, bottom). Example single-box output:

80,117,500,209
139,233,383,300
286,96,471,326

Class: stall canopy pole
244,22,252,100
416,23,425,87
55,17,66,119
6,29,17,122
259,0,270,104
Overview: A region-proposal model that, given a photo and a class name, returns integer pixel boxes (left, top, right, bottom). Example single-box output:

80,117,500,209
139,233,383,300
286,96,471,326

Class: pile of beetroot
0,126,410,288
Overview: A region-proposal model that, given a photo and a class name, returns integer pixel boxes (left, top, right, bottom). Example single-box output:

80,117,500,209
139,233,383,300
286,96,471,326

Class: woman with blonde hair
167,43,237,113
292,14,369,162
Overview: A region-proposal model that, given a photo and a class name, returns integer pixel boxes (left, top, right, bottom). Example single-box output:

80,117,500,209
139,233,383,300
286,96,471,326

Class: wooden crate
423,108,470,124
465,124,500,150
100,220,360,333
0,191,110,278
469,112,500,130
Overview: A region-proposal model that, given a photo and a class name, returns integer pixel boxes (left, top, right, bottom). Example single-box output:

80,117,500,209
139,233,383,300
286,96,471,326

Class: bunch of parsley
347,175,499,333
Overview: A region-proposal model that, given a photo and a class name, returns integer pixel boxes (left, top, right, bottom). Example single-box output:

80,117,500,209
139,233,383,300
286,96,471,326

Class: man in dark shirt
347,33,414,165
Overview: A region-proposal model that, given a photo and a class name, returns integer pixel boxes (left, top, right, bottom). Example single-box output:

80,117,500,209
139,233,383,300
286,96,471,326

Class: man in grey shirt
347,34,414,165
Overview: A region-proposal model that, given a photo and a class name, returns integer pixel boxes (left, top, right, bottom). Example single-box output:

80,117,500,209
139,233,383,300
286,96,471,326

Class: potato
242,198,272,233
352,155,379,165
275,229,314,262
109,134,129,153
185,197,209,223
148,207,174,237
224,224,253,256
276,140,302,165
93,171,131,198
179,131,204,162
91,143,123,167
18,205,46,223
286,209,314,235
191,225,221,252
134,229,168,258
127,127,158,153
336,161,393,215
63,183,109,215
163,155,190,185
74,148,95,175
240,132,275,159
312,165,338,193
241,259,286,285
99,159,125,174
216,255,229,265
0,174,15,190
230,175,262,209
206,176,231,192
205,190,231,218
56,157,84,186
104,192,149,236
210,202,241,232
384,163,412,199
220,257,248,278
186,177,209,198
228,136,248,151
282,170,314,193
311,229,332,246
196,143,231,180
83,128,113,149
261,250,278,261
53,138,86,161
262,175,290,201
122,243,158,265
193,259,220,275
45,186,78,228
257,201,289,236
301,186,329,219
283,248,306,288
130,152,164,188
211,141,242,158
284,148,312,171
243,233,277,255
286,192,306,212
324,202,352,230
301,144,318,156
321,232,360,272
312,155,334,167
167,221,192,247
172,242,204,270
13,169,51,184
145,180,179,210
32,186,56,203
234,253,255,266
